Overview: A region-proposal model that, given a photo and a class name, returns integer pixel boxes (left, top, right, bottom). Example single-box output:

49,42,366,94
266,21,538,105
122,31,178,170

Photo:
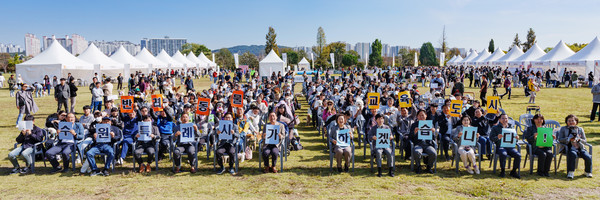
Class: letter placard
231,90,244,108
461,127,478,147
450,100,463,117
418,120,433,141
376,128,391,149
218,120,233,141
336,129,350,147
138,121,152,142
266,124,280,145
500,128,517,148
367,92,380,109
120,96,134,113
398,91,412,108
58,122,74,141
196,98,210,115
151,94,163,112
486,96,500,114
96,124,111,143
180,123,195,143
536,127,554,147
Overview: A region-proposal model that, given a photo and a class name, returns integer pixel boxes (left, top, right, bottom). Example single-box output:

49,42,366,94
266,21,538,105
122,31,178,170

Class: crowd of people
6,65,595,180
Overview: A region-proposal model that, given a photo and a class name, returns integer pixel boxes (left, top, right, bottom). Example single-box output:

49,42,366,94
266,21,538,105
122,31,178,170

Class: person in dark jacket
9,115,43,174
68,79,78,113
523,114,553,177
437,105,460,161
558,114,592,179
172,113,200,173
409,110,437,174
134,115,159,173
54,78,70,112
46,113,84,173
490,114,521,178
184,76,194,93
471,108,491,158
215,113,240,175
86,117,122,176
368,114,394,177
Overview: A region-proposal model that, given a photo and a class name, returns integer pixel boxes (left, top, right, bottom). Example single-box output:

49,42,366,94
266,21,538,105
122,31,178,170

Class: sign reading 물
460,127,478,147
336,129,350,147
500,128,517,148
231,90,244,108
367,92,380,109
398,91,412,108
179,123,195,143
376,128,391,149
151,94,163,112
487,96,500,114
265,124,280,145
536,127,554,147
450,100,463,117
218,120,233,141
418,120,433,140
95,124,111,143
196,98,210,115
120,96,134,113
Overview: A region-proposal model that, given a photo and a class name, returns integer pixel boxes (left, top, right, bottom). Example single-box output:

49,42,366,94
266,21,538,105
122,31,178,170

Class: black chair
172,137,199,173
132,138,160,171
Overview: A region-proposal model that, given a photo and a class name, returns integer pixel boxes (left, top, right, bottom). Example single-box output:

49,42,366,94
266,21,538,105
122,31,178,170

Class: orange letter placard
151,94,163,112
231,90,244,108
196,98,211,116
120,96,134,113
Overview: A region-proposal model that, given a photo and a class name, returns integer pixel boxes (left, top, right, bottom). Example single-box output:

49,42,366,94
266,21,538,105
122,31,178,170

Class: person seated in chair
86,117,122,176
409,110,437,174
261,112,285,173
173,113,200,173
9,115,44,174
490,114,521,179
523,114,553,177
134,115,159,173
329,114,353,173
46,113,84,173
558,114,592,179
215,113,240,175
368,114,394,177
452,115,480,174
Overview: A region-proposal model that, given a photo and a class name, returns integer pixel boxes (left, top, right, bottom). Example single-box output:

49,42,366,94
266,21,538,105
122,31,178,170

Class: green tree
567,43,588,52
297,49,310,63
7,54,22,72
265,26,279,55
510,33,521,50
341,53,358,67
368,39,383,67
240,51,259,69
419,42,438,66
522,28,536,52
488,39,495,53
397,48,417,67
312,27,329,69
215,48,235,70
280,48,299,65
543,47,553,53
327,42,346,68
0,53,10,73
181,43,211,57
448,47,461,57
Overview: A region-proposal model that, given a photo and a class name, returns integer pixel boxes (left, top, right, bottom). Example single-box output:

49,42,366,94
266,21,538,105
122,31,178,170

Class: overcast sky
2,0,600,51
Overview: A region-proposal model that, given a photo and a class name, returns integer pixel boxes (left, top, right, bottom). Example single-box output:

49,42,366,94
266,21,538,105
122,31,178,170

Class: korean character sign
151,94,163,112
460,127,478,147
500,128,517,148
231,90,244,108
138,122,152,142
418,120,433,140
179,123,195,143
17,121,33,131
398,91,412,108
486,96,500,114
95,124,112,143
449,100,463,117
196,98,210,116
336,129,350,147
218,120,233,141
120,96,134,113
367,92,380,109
376,128,391,149
536,127,554,147
265,124,280,145
58,122,74,141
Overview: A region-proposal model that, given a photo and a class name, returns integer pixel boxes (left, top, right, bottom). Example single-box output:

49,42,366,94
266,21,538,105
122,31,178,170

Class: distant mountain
212,45,291,56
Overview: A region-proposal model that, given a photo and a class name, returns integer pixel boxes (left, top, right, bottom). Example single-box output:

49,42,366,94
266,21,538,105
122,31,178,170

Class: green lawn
0,76,599,199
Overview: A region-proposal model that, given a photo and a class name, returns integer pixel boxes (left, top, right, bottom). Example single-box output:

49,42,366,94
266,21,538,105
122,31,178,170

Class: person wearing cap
46,113,84,173
102,78,113,109
79,105,94,129
86,117,122,176
54,78,70,112
91,82,104,112
15,83,38,126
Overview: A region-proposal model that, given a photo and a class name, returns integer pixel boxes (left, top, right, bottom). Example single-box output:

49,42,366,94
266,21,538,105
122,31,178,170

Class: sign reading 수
367,92,380,109
231,90,244,108
398,91,412,108
500,128,517,148
196,98,210,115
58,122,74,141
487,96,500,114
336,129,350,147
460,127,478,146
96,124,111,143
151,94,163,112
418,120,433,140
450,100,463,117
121,96,134,113
265,124,280,145
376,128,391,149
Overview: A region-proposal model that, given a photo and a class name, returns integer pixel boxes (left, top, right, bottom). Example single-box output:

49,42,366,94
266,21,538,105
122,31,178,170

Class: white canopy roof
531,40,575,67
135,48,167,67
298,57,311,70
558,37,600,75
156,49,183,68
450,55,463,65
458,50,478,66
259,49,285,77
110,46,148,68
172,50,195,65
508,43,546,66
447,55,457,64
468,49,490,66
18,39,91,68
298,57,310,64
198,52,217,67
480,47,505,66
491,45,524,66
78,43,123,69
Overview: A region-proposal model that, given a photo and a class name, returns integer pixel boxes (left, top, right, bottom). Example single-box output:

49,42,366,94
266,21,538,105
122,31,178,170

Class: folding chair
370,140,395,173
555,142,593,174
451,142,482,174
12,128,48,173
132,138,160,171
328,136,355,172
409,141,437,173
522,121,559,174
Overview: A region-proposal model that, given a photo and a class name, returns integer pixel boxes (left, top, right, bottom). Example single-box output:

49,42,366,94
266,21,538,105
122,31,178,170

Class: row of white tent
16,39,217,84
446,37,600,76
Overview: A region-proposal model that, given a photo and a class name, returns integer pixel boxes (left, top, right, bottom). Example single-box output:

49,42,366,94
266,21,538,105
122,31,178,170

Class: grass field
1,75,600,199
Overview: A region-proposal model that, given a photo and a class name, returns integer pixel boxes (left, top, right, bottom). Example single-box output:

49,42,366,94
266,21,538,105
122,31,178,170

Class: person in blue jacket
46,113,84,173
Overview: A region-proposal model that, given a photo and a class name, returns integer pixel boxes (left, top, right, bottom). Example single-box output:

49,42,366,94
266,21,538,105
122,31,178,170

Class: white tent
450,55,463,66
446,55,457,65
172,50,196,71
558,37,600,76
507,43,546,70
198,52,216,68
16,39,93,84
78,43,124,78
468,49,490,67
259,49,285,77
491,45,524,67
135,48,167,71
156,49,183,69
531,40,575,72
458,50,478,66
186,51,208,69
298,57,311,71
479,48,505,67
110,46,149,74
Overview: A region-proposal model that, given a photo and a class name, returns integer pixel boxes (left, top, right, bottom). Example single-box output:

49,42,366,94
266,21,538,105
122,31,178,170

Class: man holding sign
523,114,554,177
490,114,521,178
134,116,159,173
367,114,394,177
151,94,163,112
409,110,437,174
328,115,353,173
216,113,239,175
261,112,285,173
86,117,122,176
46,113,84,173
173,113,200,173
9,115,43,174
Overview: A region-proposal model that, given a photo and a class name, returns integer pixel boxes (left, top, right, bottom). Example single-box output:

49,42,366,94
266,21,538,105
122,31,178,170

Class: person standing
117,73,123,91
500,75,512,99
590,80,600,122
54,78,70,112
8,74,16,97
0,72,5,88
68,79,78,113
15,83,39,126
480,75,488,107
91,82,104,112
588,72,594,88
102,78,113,109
